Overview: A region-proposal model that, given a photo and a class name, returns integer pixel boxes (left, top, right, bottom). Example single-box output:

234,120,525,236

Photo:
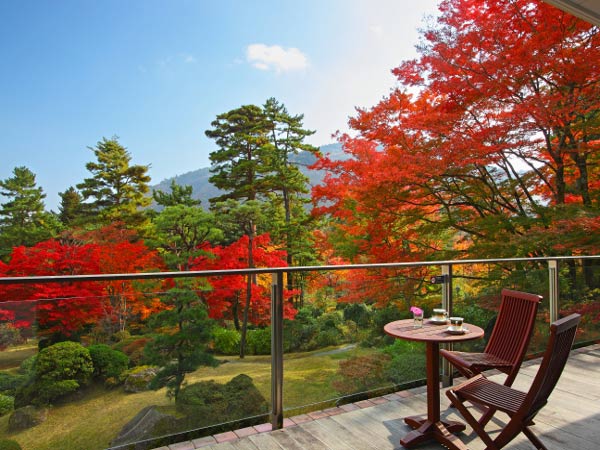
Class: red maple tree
190,234,297,327
312,0,600,265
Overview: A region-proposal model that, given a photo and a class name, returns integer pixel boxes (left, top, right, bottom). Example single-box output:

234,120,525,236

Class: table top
384,318,484,343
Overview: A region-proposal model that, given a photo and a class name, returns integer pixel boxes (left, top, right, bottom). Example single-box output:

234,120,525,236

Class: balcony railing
0,255,598,450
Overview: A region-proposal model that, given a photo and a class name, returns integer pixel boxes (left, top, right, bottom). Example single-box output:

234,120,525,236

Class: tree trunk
239,224,255,359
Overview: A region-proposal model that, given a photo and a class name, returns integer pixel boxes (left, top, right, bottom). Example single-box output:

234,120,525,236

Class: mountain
150,143,346,209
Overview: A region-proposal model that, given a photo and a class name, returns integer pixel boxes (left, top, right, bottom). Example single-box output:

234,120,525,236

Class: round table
384,318,484,449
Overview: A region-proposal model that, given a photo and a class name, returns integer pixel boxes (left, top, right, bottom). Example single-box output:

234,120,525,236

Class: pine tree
0,167,58,259
77,137,151,228
58,186,84,226
152,179,200,208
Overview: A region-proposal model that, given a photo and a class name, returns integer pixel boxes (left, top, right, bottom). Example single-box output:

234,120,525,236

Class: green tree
57,186,84,226
205,105,272,204
263,97,319,291
144,288,218,400
0,167,58,259
152,179,200,208
77,137,151,228
151,204,222,270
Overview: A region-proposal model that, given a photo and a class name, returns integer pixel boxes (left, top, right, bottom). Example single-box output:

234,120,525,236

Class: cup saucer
446,327,468,335
428,318,448,325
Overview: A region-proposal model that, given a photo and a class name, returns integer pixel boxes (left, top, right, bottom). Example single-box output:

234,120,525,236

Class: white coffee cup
449,317,464,331
432,308,447,322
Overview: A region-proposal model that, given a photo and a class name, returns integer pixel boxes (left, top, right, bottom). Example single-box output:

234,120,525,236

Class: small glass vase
413,312,424,328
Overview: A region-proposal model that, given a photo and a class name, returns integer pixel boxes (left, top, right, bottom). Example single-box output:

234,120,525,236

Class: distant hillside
150,143,347,209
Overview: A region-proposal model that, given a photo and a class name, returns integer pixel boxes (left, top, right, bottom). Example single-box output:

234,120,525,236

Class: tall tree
205,105,272,204
77,137,151,228
263,97,319,292
0,167,58,259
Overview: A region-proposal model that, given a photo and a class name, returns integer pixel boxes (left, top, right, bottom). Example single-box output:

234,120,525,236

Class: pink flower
410,306,423,316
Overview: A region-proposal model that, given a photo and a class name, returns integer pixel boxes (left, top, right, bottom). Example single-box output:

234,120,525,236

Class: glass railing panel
281,267,426,417
557,258,600,346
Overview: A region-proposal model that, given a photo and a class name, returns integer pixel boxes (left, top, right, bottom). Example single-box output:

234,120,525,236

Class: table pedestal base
401,415,467,449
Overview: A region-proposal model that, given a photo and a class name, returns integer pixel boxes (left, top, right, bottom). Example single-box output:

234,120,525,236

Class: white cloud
182,54,196,64
369,24,384,37
246,44,309,73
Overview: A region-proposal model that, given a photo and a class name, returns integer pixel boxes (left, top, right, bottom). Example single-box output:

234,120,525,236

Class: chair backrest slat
486,289,542,370
523,314,580,419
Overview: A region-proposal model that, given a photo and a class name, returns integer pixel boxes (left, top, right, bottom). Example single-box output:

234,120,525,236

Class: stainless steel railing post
271,272,284,429
441,264,453,387
548,259,559,323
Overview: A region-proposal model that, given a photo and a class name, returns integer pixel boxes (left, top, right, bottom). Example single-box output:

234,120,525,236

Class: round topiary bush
14,341,93,407
88,344,129,385
176,374,268,426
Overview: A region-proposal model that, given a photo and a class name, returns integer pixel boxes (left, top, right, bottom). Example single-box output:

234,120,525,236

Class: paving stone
214,431,238,443
191,436,217,448
235,426,258,438
253,422,273,433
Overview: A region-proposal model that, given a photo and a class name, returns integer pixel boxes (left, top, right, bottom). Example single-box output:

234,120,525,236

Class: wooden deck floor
156,344,600,450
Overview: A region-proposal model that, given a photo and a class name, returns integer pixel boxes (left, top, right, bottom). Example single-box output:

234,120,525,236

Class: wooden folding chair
440,289,542,387
446,313,581,450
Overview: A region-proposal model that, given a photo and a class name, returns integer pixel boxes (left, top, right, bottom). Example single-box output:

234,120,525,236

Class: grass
0,344,376,450
0,344,37,371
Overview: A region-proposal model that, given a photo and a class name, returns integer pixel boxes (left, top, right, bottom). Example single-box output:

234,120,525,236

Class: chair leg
523,426,548,450
446,389,498,450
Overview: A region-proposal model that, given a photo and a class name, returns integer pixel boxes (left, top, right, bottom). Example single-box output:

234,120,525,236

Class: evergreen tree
0,167,58,259
205,105,272,204
145,287,218,400
263,97,319,290
152,179,200,208
77,137,151,228
58,186,84,226
151,204,222,270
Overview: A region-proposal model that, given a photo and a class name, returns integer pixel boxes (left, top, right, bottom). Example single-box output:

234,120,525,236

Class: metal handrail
0,255,598,284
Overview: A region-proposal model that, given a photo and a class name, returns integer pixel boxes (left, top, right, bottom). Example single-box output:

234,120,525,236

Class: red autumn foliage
0,228,165,337
0,240,105,336
190,234,297,326
312,0,600,264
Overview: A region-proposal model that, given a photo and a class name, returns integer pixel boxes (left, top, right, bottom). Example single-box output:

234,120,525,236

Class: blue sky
0,0,440,210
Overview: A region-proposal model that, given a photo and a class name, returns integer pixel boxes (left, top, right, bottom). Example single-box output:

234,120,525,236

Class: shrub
88,344,129,385
17,356,36,377
0,439,22,450
0,324,24,350
0,394,14,416
333,353,391,394
0,373,27,396
176,374,268,427
117,337,152,366
382,340,426,384
246,328,270,355
212,328,240,355
341,303,373,328
283,307,318,352
14,341,93,407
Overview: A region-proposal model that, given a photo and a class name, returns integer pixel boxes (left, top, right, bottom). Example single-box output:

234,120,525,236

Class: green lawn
0,345,377,450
